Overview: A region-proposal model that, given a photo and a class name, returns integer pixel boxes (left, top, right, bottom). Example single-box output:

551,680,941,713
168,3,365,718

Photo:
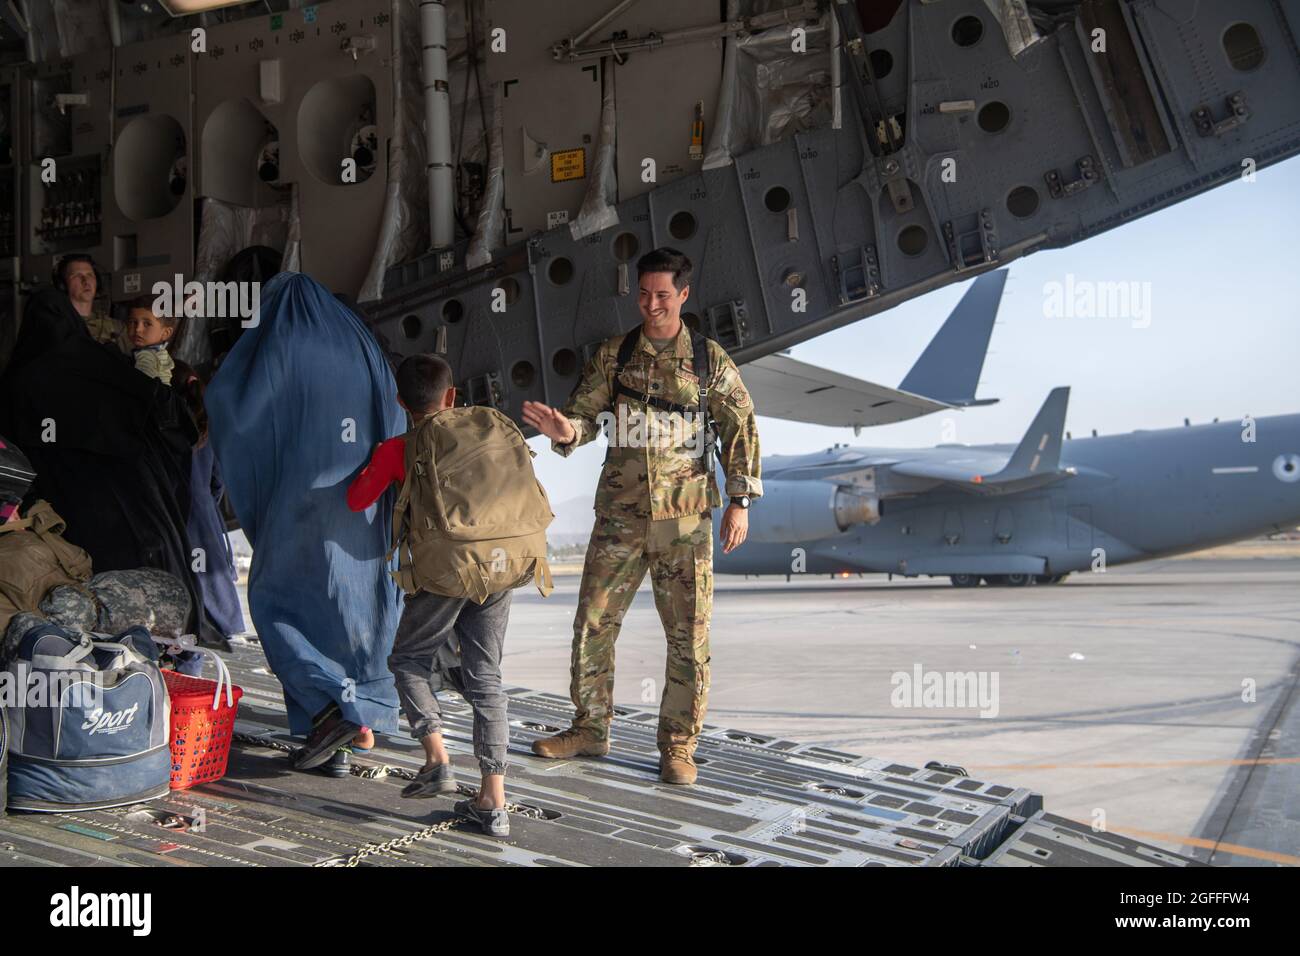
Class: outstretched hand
522,401,576,445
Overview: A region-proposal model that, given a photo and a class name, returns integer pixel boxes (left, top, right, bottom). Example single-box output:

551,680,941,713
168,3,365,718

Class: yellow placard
551,148,586,183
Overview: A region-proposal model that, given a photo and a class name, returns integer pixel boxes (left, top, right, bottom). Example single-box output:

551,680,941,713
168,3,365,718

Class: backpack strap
614,327,640,372
691,328,719,476
605,326,721,474
609,327,704,417
0,515,33,534
533,558,554,599
602,330,641,460
387,428,423,593
607,328,641,406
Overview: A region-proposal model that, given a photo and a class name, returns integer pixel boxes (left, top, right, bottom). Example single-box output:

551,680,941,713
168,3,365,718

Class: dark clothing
0,289,206,636
7,288,91,372
188,442,245,639
388,588,511,776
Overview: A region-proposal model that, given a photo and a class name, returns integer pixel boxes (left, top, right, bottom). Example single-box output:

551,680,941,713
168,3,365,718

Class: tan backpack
0,500,94,632
390,406,554,603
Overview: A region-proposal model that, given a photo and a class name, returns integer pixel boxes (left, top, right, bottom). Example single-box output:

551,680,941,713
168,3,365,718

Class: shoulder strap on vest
607,328,644,413
689,328,713,394
691,330,718,476
613,328,639,374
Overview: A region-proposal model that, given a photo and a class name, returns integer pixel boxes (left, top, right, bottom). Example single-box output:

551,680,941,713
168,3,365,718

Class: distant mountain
549,495,596,547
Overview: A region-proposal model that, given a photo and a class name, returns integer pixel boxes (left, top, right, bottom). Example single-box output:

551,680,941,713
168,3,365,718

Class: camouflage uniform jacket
83,307,127,353
553,323,763,519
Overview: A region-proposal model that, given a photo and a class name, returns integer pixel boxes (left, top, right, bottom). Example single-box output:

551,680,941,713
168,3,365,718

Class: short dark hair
56,253,97,288
124,294,179,328
636,246,692,291
396,354,454,412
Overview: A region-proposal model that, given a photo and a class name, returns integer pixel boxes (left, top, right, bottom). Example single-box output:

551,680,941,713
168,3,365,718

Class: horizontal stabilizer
897,269,1006,406
743,353,950,430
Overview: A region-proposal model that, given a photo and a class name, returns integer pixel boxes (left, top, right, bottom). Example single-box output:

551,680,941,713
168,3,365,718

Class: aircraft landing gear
982,573,1032,587
951,573,1055,587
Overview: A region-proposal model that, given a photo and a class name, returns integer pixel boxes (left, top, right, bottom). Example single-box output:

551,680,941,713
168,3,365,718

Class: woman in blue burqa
206,273,405,771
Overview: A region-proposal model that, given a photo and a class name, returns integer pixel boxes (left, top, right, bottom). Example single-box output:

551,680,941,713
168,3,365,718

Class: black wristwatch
730,495,751,510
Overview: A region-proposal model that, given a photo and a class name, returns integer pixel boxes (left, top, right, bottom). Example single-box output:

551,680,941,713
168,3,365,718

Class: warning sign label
551,148,586,183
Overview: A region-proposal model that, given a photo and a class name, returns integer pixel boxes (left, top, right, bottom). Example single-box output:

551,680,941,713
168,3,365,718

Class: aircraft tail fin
994,386,1070,481
897,268,1007,407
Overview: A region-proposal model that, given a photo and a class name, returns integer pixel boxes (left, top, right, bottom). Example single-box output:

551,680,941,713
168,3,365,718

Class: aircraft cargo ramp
0,642,1200,868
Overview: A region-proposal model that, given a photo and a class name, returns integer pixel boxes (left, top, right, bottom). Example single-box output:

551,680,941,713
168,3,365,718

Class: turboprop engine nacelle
745,480,880,544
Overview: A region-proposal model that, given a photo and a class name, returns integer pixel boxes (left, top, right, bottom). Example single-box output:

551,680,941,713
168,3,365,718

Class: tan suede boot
530,726,610,759
660,745,697,785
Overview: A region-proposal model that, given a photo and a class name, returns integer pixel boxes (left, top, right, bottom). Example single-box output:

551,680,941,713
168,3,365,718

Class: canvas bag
0,501,94,633
4,623,171,812
390,406,554,603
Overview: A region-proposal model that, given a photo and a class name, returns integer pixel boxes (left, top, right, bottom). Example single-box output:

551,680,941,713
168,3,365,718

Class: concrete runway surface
496,556,1300,865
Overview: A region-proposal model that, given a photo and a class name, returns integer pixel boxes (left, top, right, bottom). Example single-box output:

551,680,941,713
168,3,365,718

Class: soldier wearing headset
52,253,126,352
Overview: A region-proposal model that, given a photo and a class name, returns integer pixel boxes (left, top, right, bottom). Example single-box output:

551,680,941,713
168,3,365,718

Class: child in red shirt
347,354,513,838
347,434,407,512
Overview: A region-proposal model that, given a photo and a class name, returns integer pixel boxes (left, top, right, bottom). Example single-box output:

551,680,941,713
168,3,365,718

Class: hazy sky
529,157,1300,509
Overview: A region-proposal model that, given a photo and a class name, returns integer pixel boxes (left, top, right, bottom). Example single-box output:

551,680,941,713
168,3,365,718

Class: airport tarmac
492,555,1300,866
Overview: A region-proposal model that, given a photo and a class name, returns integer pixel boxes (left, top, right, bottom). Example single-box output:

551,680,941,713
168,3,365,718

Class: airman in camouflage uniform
57,254,128,353
523,247,762,784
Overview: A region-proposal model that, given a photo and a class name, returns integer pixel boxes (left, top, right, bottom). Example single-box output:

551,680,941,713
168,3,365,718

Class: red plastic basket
162,670,244,790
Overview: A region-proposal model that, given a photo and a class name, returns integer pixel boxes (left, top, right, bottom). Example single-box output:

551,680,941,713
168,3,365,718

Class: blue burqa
206,273,405,735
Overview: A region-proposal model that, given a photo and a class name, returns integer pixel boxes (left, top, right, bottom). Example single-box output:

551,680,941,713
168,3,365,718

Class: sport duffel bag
3,623,171,812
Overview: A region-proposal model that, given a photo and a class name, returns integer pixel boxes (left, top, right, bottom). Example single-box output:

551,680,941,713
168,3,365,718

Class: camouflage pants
571,512,713,750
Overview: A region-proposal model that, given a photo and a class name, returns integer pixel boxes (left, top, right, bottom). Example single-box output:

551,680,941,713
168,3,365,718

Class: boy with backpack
347,354,553,838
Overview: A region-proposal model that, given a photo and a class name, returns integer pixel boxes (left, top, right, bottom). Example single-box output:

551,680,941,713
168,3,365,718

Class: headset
51,253,106,294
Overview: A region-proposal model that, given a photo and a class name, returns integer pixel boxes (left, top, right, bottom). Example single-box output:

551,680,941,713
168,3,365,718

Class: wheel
950,573,980,588
1004,573,1033,587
